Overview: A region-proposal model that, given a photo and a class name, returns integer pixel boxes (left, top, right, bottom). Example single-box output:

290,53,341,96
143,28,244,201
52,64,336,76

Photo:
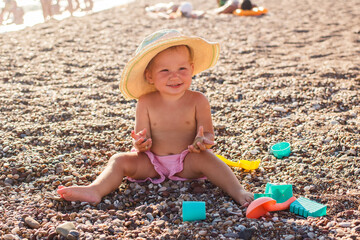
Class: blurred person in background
0,0,24,25
40,0,52,20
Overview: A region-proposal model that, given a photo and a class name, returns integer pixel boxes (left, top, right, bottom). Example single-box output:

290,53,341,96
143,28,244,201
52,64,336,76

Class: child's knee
109,153,138,175
109,153,128,167
186,151,210,167
109,153,124,163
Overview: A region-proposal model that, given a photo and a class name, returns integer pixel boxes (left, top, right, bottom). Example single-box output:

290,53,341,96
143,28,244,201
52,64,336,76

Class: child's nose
169,72,179,79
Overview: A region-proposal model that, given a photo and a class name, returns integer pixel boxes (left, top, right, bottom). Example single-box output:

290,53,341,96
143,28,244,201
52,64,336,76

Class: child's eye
179,67,187,71
160,69,169,72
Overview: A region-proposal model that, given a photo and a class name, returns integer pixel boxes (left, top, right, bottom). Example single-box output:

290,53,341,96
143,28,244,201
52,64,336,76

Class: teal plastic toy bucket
271,142,291,159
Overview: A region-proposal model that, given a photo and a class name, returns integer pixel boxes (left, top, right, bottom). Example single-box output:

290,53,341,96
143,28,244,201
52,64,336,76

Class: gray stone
284,235,295,240
56,222,76,237
224,233,239,238
307,231,315,238
237,227,254,240
146,212,154,221
4,178,14,186
352,226,360,233
67,230,80,240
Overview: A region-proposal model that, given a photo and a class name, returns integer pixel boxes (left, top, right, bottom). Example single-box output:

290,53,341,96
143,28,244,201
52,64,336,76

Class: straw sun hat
119,29,220,100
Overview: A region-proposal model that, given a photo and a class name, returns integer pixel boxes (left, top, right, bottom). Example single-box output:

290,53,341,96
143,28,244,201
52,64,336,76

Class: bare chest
149,106,196,131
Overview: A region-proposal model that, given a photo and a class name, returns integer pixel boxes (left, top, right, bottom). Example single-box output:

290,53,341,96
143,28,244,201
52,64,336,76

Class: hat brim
120,36,220,100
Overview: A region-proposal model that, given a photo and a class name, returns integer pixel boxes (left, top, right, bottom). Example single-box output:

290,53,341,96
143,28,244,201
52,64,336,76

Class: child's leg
85,0,93,10
176,151,253,206
74,0,80,10
57,152,158,203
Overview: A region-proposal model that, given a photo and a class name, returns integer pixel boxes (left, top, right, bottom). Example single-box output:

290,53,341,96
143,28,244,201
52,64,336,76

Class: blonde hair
145,45,193,71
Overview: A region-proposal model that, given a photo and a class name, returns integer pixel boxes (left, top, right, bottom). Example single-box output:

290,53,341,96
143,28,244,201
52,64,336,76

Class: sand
0,0,359,239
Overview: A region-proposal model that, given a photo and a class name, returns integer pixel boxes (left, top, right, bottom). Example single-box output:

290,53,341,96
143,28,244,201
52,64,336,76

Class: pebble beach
0,0,359,239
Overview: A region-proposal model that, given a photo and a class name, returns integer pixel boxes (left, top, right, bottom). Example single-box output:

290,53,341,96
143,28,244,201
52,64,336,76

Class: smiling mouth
167,83,183,88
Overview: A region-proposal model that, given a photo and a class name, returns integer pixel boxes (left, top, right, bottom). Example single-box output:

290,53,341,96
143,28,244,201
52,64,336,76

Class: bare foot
237,189,254,207
57,185,102,203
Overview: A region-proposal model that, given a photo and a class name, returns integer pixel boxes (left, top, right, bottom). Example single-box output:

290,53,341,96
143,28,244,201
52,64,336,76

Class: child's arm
188,93,216,153
132,97,152,152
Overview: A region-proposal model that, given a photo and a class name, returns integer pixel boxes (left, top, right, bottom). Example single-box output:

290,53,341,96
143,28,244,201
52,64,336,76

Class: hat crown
136,29,182,54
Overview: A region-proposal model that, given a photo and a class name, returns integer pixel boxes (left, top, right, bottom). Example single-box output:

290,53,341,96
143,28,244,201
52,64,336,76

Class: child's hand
188,126,215,153
131,128,152,152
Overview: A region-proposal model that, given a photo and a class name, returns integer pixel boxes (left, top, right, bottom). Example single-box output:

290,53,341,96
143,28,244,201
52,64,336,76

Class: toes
57,185,65,197
57,186,71,199
57,190,64,198
239,194,254,207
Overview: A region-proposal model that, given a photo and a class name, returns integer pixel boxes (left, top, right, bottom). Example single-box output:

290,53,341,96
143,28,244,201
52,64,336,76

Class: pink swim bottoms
127,149,206,184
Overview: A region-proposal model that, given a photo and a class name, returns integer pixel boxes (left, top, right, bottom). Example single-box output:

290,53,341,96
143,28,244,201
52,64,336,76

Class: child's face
145,46,194,97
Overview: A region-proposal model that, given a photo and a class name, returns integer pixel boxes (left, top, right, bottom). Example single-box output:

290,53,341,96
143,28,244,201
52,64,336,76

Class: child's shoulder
186,90,210,103
187,89,206,97
138,91,158,102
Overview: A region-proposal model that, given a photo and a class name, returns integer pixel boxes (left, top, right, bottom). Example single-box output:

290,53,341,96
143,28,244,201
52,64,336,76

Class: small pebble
67,230,80,240
24,216,40,229
307,232,315,238
56,222,76,237
3,146,10,152
338,222,351,228
3,234,17,240
284,235,295,240
198,230,207,236
273,106,286,112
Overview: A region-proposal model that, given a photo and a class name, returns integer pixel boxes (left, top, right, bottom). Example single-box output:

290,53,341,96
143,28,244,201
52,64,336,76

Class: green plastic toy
265,183,293,203
290,197,327,217
182,201,206,221
270,142,291,159
254,193,273,200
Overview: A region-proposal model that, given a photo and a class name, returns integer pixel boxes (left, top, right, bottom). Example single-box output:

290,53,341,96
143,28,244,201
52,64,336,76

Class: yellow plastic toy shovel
216,155,261,170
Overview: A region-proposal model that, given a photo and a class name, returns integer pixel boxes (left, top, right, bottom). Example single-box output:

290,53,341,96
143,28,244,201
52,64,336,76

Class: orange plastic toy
246,196,297,219
233,7,268,16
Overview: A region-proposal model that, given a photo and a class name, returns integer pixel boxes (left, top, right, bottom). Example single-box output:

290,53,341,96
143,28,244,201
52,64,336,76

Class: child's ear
145,69,154,84
190,63,194,74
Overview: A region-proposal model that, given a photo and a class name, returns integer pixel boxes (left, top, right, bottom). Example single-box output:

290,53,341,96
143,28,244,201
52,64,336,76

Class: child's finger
204,140,215,149
188,145,200,153
196,126,204,137
135,137,146,145
140,128,147,137
192,136,203,149
203,139,215,145
131,130,136,139
141,137,151,146
143,138,152,146
139,140,150,149
196,142,207,151
140,138,151,147
138,141,151,151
